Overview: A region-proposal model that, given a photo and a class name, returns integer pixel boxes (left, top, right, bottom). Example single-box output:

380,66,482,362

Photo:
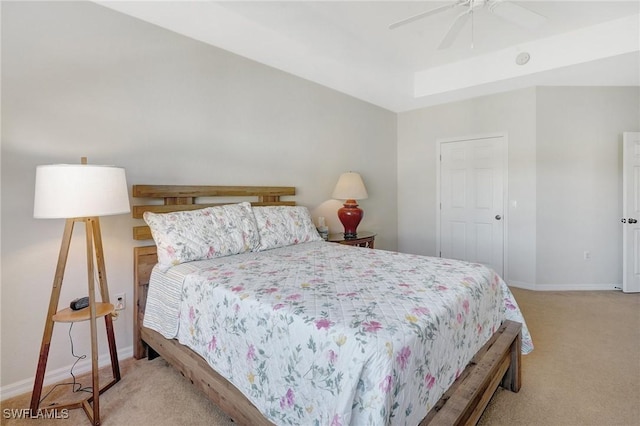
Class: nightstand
328,231,376,249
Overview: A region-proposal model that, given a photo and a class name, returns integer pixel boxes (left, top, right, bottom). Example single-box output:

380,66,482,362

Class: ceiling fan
389,0,547,49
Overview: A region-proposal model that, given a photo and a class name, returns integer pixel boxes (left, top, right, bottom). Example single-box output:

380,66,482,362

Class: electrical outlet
115,293,126,311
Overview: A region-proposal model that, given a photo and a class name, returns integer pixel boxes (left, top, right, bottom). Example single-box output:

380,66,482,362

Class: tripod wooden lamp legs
30,218,121,426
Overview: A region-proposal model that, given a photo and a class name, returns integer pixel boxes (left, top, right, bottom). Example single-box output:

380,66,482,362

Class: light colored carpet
2,289,638,425
478,288,640,426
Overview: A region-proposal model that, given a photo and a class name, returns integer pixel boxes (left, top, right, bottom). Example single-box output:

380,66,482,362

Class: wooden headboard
132,184,295,358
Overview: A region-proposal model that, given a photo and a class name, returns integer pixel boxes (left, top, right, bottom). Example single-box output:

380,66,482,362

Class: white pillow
253,206,322,251
143,202,260,270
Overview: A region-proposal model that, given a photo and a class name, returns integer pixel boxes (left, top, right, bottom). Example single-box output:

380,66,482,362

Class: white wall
397,88,538,287
397,86,640,290
536,87,640,289
3,0,639,400
0,2,397,392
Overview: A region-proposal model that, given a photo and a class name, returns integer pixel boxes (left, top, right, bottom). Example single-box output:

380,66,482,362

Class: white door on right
439,135,506,277
622,132,640,293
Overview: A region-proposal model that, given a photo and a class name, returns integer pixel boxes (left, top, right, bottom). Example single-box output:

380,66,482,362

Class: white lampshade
34,164,130,218
332,172,368,201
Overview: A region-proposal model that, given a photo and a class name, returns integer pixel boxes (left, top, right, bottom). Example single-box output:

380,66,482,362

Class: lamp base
30,217,120,426
337,199,363,239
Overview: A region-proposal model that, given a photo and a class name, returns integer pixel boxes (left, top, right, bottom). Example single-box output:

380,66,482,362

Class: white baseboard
508,281,622,292
507,280,536,290
534,283,622,291
0,346,133,402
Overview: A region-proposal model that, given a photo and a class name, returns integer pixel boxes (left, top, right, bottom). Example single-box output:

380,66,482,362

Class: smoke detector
516,52,531,65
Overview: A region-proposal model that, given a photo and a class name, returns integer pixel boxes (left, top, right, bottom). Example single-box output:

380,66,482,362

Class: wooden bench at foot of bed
132,184,522,426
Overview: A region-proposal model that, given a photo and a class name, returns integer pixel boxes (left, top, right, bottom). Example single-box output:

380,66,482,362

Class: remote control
70,296,90,310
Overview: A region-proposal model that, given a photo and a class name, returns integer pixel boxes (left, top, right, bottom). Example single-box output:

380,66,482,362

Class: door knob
629,218,638,224
495,215,502,220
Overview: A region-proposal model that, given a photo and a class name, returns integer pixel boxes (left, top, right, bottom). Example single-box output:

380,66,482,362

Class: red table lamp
332,172,368,239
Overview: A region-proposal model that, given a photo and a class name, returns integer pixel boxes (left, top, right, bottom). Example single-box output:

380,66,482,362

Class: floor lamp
30,159,130,425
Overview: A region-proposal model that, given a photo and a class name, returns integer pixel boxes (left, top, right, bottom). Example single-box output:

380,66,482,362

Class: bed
132,185,532,425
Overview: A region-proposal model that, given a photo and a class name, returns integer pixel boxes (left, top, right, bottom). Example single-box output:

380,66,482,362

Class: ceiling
98,1,640,112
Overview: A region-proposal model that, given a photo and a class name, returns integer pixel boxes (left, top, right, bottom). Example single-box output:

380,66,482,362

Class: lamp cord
40,249,111,405
38,323,91,405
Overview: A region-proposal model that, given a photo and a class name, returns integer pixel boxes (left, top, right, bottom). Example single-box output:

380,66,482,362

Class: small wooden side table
31,302,120,425
328,231,376,249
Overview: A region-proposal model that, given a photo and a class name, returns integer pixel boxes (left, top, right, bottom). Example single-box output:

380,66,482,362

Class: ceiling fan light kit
389,0,548,50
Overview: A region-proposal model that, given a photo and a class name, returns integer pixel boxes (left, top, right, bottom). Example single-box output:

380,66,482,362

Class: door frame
622,131,640,293
436,132,509,279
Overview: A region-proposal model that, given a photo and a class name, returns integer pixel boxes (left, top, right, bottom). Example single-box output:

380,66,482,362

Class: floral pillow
143,202,260,271
253,206,323,251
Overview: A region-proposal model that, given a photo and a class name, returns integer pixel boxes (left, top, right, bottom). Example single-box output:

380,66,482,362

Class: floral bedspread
147,241,532,425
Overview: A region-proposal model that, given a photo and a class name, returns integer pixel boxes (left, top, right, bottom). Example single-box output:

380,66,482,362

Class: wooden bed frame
132,184,522,426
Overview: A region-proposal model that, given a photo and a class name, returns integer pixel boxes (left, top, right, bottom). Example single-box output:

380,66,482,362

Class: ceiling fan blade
489,0,547,29
389,0,468,30
438,11,471,49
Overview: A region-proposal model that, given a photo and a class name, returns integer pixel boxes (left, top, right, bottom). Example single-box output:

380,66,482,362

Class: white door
439,135,506,277
622,132,640,293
